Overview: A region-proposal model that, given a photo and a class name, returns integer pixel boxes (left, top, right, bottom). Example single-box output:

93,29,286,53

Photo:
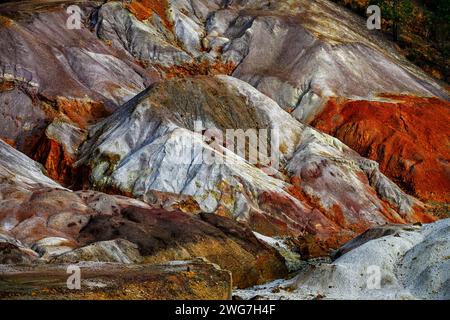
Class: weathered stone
235,219,450,300
77,206,288,288
0,0,448,300
313,96,450,204
51,239,144,264
0,260,233,300
0,1,158,157
31,237,76,260
78,75,434,256
0,139,287,288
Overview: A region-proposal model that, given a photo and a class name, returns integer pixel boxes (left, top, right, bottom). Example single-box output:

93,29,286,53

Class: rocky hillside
236,218,450,300
0,0,448,299
331,0,450,83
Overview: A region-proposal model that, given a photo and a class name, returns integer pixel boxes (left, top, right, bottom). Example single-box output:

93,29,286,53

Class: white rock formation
235,219,450,300
78,75,425,239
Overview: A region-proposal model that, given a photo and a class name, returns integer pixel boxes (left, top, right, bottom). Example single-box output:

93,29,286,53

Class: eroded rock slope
0,0,448,299
0,139,287,288
236,218,450,300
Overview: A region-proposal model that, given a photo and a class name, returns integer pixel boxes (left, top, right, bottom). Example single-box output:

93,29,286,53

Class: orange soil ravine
313,95,450,203
33,138,76,186
125,0,173,30
288,176,435,228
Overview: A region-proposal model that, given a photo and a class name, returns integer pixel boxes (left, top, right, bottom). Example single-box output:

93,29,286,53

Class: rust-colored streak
313,95,450,203
125,0,173,30
33,138,75,186
0,15,13,28
0,81,15,92
54,97,110,129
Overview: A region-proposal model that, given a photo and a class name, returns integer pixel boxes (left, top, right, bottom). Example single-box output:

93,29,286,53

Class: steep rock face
2,0,447,206
0,139,287,288
116,0,449,206
0,230,39,264
95,0,236,77
0,1,158,157
0,1,155,105
286,127,434,228
0,82,47,155
235,218,450,300
77,75,313,227
331,224,422,260
96,1,193,68
0,260,233,300
0,138,62,190
126,0,447,112
77,76,433,255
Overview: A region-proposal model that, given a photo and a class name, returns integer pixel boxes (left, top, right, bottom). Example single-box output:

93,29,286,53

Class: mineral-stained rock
216,0,449,111
31,237,77,260
76,207,288,288
2,187,95,246
0,260,233,300
331,224,422,260
235,218,450,300
209,0,450,206
0,138,62,190
0,82,47,156
32,119,87,186
0,139,287,287
96,1,193,68
133,0,449,206
1,0,447,209
0,230,38,264
0,1,159,156
253,232,303,272
77,76,314,223
313,95,450,204
0,0,449,299
0,138,143,246
51,239,144,264
285,127,435,229
0,242,38,264
78,75,433,255
0,1,155,105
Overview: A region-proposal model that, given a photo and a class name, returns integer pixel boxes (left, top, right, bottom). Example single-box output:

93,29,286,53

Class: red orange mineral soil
158,60,237,79
125,0,173,30
33,138,76,186
313,95,450,203
255,190,355,257
53,97,110,129
288,173,435,226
